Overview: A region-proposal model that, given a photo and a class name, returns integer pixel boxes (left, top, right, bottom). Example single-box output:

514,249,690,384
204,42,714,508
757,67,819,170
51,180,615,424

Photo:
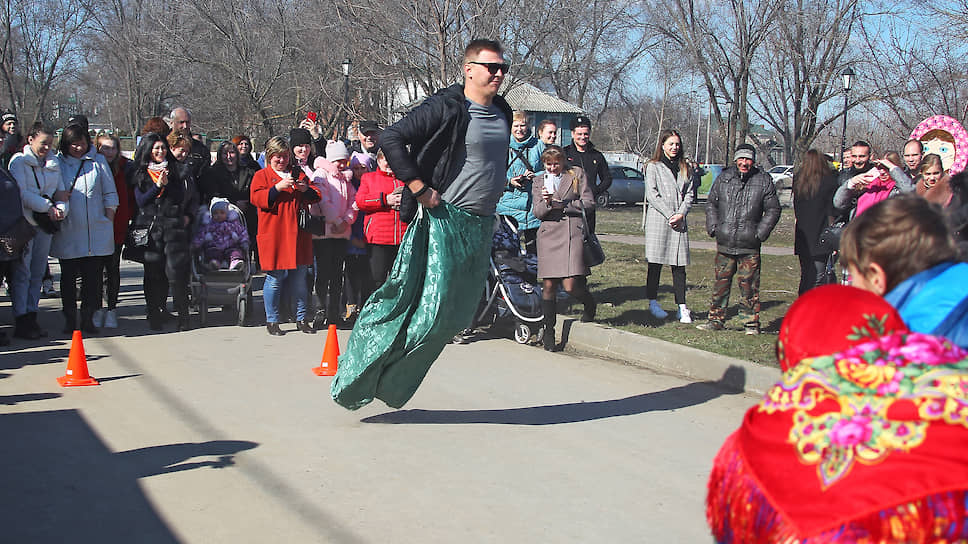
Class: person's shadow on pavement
362,365,747,425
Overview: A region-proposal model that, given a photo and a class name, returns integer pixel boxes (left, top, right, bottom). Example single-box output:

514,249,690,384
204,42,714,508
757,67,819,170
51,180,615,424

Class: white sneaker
678,307,692,324
103,309,118,328
648,300,668,319
92,309,105,328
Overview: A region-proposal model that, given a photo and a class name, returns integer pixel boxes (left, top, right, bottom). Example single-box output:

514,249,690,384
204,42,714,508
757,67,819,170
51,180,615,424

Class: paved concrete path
1,264,760,542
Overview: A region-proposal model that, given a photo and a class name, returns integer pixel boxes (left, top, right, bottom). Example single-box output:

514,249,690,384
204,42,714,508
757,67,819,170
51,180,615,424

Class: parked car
599,165,645,207
768,164,794,190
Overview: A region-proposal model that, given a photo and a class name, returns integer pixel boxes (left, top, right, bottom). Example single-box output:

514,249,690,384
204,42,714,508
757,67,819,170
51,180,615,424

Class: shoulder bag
297,193,326,236
30,167,60,234
0,216,35,260
579,204,605,267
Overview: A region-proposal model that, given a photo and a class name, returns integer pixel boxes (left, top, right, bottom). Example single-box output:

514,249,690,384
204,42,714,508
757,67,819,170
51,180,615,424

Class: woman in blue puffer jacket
496,111,544,254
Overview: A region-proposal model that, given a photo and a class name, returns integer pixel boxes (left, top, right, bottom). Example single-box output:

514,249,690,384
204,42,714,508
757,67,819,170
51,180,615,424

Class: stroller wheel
513,322,531,344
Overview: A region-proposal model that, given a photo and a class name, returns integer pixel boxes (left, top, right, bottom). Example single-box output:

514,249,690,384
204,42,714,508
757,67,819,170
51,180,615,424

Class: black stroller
470,215,544,343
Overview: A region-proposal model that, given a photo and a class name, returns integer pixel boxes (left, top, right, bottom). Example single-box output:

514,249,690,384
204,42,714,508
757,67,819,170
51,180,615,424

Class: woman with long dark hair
792,149,839,293
130,133,195,330
642,129,694,322
8,122,65,338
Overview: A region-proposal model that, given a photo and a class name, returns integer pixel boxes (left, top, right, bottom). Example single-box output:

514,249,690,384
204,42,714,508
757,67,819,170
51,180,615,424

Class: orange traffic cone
312,324,340,376
57,330,100,387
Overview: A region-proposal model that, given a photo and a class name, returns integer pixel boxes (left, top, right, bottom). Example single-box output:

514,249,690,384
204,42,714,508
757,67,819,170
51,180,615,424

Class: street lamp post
341,58,352,141
840,67,854,171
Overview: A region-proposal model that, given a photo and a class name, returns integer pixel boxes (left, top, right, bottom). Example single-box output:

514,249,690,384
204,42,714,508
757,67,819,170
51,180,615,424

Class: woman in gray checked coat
642,129,694,323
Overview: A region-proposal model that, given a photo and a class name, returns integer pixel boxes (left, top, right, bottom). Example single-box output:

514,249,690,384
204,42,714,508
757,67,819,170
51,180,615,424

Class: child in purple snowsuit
192,198,249,270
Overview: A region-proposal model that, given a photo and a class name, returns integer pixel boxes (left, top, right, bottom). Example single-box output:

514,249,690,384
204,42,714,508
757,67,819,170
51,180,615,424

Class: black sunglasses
468,61,510,75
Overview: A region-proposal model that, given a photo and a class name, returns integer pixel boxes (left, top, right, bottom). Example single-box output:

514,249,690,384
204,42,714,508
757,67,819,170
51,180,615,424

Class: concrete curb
555,317,780,395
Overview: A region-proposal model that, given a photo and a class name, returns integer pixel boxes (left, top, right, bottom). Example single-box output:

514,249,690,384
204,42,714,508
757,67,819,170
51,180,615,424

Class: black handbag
30,168,60,234
579,205,605,267
122,222,152,263
0,216,36,260
818,220,847,254
297,196,326,236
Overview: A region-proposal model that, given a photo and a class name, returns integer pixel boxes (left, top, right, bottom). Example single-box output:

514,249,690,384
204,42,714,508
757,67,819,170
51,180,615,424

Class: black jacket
793,173,838,256
564,143,612,196
706,165,781,255
200,163,256,205
185,138,212,182
382,84,512,222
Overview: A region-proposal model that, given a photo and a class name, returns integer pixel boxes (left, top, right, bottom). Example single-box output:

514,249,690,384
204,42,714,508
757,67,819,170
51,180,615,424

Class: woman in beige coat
532,145,596,351
643,129,694,323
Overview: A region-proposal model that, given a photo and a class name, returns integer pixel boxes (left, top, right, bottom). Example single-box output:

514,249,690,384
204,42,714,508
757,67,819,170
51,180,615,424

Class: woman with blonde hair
532,145,596,350
642,129,694,322
497,110,543,253
250,136,321,336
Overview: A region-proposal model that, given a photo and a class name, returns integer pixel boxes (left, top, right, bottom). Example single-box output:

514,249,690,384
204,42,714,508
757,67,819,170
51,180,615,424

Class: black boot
80,311,99,335
13,314,41,339
27,312,48,338
541,299,557,351
62,308,77,334
579,292,597,323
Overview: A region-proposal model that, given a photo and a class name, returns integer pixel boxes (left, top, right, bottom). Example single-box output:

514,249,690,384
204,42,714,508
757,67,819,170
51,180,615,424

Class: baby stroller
472,215,544,343
188,200,254,327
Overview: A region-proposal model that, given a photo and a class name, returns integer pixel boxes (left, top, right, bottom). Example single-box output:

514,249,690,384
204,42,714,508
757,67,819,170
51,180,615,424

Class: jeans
12,231,52,316
264,265,309,324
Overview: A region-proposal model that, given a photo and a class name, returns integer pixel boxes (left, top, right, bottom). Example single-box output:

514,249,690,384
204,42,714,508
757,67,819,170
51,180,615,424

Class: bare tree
653,0,782,158
0,0,92,123
747,0,862,166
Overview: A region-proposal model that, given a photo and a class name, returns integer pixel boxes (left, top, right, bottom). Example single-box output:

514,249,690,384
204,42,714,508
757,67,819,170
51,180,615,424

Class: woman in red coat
355,150,407,289
250,136,321,336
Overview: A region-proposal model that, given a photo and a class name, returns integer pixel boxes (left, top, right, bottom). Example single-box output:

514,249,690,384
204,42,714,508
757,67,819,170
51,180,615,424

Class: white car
767,165,794,190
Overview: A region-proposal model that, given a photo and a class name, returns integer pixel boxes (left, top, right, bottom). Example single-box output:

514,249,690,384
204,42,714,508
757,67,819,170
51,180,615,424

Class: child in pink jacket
308,140,358,328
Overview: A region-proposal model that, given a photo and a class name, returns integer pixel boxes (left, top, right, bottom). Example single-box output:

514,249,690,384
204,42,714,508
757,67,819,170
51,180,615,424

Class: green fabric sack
331,201,494,410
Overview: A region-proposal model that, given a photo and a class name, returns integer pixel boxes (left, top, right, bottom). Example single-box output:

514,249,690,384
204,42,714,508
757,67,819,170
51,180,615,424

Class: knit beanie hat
289,128,312,147
350,151,374,170
326,140,350,161
734,143,756,161
1,110,16,125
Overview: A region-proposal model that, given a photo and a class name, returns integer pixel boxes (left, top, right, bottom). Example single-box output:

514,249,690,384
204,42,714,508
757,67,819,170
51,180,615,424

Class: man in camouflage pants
698,144,780,334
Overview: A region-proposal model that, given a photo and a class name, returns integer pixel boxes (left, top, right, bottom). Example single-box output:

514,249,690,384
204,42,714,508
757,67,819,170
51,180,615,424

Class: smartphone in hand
306,111,317,123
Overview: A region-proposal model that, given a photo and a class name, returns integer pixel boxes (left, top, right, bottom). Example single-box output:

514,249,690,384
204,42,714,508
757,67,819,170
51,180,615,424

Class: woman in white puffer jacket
8,123,66,339
51,124,118,334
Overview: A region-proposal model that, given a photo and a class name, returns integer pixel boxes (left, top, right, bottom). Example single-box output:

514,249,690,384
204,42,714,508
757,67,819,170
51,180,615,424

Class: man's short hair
841,195,957,293
904,139,924,154
851,140,871,150
463,39,503,63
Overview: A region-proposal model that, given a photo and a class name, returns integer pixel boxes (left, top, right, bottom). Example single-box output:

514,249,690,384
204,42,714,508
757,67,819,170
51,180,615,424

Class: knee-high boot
541,299,557,351
578,291,596,322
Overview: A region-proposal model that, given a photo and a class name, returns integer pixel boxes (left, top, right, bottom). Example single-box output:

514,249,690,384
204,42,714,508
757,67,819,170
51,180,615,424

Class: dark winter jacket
200,162,256,206
381,83,512,222
564,143,612,197
132,164,196,265
185,138,212,182
705,165,781,255
793,173,839,256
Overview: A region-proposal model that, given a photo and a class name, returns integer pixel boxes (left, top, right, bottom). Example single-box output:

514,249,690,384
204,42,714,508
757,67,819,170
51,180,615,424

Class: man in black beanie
698,143,780,334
